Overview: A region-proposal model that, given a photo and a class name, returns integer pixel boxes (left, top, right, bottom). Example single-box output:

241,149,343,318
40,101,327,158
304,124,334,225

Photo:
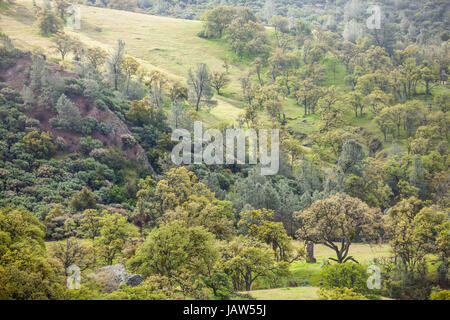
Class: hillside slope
0,0,245,124
0,52,152,169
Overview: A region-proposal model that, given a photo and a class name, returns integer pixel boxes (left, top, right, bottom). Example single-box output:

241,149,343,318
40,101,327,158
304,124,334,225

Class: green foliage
70,187,97,212
105,40,125,91
430,290,450,300
202,272,233,299
50,94,82,132
78,209,103,240
321,263,369,294
22,130,56,159
105,285,167,300
37,10,63,35
0,207,66,299
224,245,276,291
387,197,448,273
47,237,95,270
94,213,138,265
81,117,99,135
295,193,382,263
338,139,365,176
434,90,449,113
318,287,369,300
238,209,297,262
0,1,449,301
128,220,218,295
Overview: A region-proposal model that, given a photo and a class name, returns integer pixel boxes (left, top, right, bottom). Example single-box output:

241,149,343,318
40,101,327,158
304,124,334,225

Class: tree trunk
306,241,316,263
304,97,307,117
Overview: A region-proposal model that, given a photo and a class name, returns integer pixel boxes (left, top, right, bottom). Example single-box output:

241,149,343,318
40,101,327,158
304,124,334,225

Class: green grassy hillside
0,0,246,124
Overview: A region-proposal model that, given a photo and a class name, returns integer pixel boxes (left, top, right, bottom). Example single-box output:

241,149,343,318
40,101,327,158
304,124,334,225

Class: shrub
83,79,101,100
430,290,450,300
79,136,103,155
202,272,233,300
81,117,99,135
95,99,107,110
318,288,369,300
64,78,84,96
70,187,97,212
321,263,369,294
98,122,110,135
121,134,137,149
55,136,67,151
22,130,56,159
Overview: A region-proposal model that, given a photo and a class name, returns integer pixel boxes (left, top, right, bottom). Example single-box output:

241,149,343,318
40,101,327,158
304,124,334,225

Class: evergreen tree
50,94,82,131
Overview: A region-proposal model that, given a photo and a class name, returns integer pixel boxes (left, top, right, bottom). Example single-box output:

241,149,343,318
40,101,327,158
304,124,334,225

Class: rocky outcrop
88,106,153,170
87,264,143,293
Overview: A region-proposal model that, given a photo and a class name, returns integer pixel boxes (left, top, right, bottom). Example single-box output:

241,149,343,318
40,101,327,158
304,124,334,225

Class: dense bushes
318,287,369,300
22,130,56,159
0,207,66,299
321,263,370,294
50,94,82,132
430,290,450,300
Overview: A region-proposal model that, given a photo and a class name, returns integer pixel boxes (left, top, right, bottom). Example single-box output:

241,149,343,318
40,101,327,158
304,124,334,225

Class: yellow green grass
244,286,320,300
246,243,391,300
1,1,432,144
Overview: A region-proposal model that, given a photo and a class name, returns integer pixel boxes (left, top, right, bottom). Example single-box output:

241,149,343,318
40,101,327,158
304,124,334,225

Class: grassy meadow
245,243,391,300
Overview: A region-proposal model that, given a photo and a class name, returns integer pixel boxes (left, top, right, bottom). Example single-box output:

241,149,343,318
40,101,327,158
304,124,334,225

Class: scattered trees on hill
22,130,56,159
201,6,269,58
0,2,448,301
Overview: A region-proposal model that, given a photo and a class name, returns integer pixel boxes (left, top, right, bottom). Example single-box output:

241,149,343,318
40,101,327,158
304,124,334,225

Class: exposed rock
127,274,143,287
87,264,143,293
